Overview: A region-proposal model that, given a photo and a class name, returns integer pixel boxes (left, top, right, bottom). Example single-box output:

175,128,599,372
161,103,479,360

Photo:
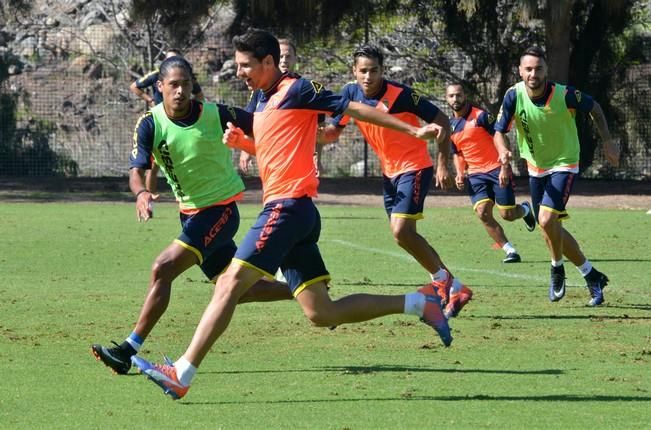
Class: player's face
157,67,192,116
445,85,466,113
235,50,274,91
353,56,384,97
279,43,296,73
519,55,547,93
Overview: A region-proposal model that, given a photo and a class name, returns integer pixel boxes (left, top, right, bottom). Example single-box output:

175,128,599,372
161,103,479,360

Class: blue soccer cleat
585,269,609,306
131,355,189,400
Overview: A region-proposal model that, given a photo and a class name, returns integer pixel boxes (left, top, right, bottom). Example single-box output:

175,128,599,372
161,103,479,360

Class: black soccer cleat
521,201,536,232
502,252,522,263
549,265,566,302
91,341,132,375
585,269,609,306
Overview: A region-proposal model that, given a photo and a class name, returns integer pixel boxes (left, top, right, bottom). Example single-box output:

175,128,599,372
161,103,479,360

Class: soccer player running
445,83,536,263
129,49,205,206
494,46,619,305
319,45,472,319
91,56,291,375
131,29,452,400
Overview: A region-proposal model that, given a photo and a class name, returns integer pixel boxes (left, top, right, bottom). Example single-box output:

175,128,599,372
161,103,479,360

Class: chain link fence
1,28,650,180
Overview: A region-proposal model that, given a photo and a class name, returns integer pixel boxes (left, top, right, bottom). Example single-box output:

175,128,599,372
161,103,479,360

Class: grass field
1,201,650,429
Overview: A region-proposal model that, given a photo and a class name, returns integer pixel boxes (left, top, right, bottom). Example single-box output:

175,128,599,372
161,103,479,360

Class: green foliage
229,0,400,43
129,0,222,47
1,202,650,428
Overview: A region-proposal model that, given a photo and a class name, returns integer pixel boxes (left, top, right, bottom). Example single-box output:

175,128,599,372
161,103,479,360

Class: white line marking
328,239,546,282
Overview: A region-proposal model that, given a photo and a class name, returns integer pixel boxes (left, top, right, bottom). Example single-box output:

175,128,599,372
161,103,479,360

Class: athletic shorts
382,166,434,219
529,172,576,220
467,167,516,210
175,202,239,280
233,197,330,296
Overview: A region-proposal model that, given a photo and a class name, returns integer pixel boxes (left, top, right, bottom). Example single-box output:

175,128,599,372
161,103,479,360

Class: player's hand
455,174,465,191
239,151,252,173
135,191,156,222
497,149,512,166
223,121,244,148
415,123,444,140
435,164,453,190
498,164,511,188
603,139,620,167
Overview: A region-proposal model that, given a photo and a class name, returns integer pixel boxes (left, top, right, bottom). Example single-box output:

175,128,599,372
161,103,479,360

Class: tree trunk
543,0,574,83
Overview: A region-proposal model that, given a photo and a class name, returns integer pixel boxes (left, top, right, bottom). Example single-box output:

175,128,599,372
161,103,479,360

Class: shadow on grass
474,314,651,320
180,393,651,405
509,259,651,263
605,303,651,311
204,365,563,376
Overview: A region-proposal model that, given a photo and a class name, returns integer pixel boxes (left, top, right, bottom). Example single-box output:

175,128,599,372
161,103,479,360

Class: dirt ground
0,177,649,210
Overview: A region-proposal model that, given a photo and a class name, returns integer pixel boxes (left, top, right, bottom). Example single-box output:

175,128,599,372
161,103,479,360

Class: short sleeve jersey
129,100,252,210
450,105,500,174
135,70,203,105
246,73,349,203
330,80,439,178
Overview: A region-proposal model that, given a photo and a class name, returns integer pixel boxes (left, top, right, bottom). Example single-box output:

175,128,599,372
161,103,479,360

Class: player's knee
537,213,555,229
305,310,335,327
476,208,492,223
391,224,414,244
500,208,518,221
303,304,336,327
151,255,177,281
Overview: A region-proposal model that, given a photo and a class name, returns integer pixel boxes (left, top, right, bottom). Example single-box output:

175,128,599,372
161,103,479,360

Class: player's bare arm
493,131,513,188
453,153,467,191
129,81,155,107
345,101,436,139
129,167,156,222
431,111,453,190
589,101,620,167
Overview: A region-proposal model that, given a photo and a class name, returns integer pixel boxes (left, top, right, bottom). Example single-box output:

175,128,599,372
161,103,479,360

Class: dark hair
233,28,280,66
353,44,384,67
520,46,546,62
446,82,465,90
159,56,193,79
278,38,297,55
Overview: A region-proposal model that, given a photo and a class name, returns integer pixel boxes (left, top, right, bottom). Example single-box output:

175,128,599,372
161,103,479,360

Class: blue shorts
233,197,330,296
382,166,434,219
529,172,576,220
175,202,239,280
467,167,516,210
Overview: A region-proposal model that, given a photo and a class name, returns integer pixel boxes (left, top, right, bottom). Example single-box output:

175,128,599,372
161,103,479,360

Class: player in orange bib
445,83,536,263
319,45,472,320
131,30,454,400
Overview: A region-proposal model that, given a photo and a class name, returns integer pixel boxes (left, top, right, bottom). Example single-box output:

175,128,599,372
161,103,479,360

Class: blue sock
124,332,143,353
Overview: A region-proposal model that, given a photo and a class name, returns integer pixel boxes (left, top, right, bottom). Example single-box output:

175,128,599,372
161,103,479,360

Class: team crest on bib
411,92,421,106
311,80,324,93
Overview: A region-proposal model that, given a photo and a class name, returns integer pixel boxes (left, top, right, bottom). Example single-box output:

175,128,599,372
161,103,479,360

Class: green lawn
1,202,649,429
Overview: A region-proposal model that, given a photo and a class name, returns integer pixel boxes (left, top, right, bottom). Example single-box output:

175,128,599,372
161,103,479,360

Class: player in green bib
91,56,291,376
494,46,619,306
